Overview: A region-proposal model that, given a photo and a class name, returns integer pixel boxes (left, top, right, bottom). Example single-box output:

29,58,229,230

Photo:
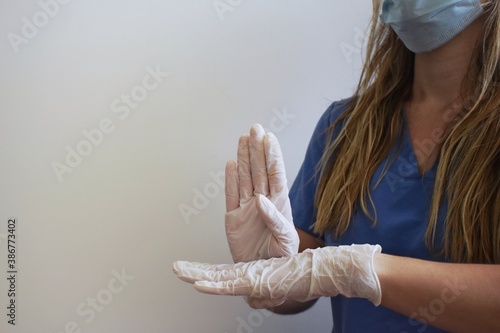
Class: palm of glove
225,124,298,263
225,189,295,262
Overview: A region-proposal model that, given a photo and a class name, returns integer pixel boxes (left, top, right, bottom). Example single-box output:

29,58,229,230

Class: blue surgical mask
380,0,485,53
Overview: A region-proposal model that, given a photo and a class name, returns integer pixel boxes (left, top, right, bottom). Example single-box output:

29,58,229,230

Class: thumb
246,296,285,309
255,194,298,248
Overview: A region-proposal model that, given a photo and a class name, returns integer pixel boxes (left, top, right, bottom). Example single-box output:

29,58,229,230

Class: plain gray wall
0,1,371,332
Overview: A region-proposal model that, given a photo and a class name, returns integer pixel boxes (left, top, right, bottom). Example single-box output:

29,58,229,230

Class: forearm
375,254,500,332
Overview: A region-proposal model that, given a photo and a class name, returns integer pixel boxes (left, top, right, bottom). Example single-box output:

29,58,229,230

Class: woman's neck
411,14,486,110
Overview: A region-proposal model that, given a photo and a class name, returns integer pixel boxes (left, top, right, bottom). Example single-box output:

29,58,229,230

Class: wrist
310,244,382,306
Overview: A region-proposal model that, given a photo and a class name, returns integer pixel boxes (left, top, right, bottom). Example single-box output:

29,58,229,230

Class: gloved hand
225,124,299,263
173,244,382,308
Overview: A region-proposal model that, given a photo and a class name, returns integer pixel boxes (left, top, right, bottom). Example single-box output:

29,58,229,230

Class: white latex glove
173,244,382,309
225,124,299,263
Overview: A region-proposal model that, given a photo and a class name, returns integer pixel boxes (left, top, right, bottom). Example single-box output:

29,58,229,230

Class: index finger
264,132,288,197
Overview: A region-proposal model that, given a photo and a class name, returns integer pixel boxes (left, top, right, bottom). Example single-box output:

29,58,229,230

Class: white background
0,1,371,332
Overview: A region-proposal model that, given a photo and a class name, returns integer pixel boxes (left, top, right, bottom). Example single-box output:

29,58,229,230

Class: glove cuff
310,244,382,306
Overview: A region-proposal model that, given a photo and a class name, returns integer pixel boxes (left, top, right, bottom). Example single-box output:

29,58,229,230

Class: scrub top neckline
401,107,440,180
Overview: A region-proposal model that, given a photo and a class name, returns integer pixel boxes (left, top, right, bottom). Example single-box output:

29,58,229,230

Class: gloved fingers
225,160,239,212
173,261,248,284
237,135,254,200
264,132,288,197
194,278,253,296
173,261,204,284
249,124,270,196
194,280,286,308
256,194,299,252
175,260,247,273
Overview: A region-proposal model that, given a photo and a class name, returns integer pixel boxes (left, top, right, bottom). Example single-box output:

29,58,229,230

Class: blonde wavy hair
314,0,500,264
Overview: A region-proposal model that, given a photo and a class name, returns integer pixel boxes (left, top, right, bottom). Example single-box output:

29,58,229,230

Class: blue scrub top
289,100,448,333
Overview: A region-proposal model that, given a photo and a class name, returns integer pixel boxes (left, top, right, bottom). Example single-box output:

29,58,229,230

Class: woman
174,0,500,332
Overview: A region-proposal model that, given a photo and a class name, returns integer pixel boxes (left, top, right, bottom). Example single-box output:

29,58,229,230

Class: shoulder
292,97,354,177
310,98,353,145
325,98,352,121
